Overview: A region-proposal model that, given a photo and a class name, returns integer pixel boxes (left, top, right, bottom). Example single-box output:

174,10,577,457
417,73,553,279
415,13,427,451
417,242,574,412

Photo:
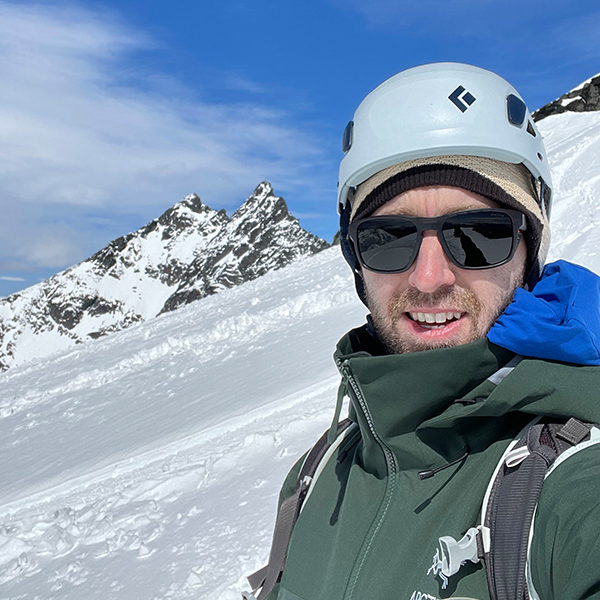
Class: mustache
388,288,481,321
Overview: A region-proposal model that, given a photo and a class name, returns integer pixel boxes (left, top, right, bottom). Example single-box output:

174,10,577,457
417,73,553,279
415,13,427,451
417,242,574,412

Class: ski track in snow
1,110,600,599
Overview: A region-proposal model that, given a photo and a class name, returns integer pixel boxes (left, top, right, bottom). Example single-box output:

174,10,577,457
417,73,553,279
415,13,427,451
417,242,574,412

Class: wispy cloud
0,2,327,273
332,0,600,109
334,0,515,32
222,73,269,94
336,0,600,60
337,0,566,33
0,276,26,282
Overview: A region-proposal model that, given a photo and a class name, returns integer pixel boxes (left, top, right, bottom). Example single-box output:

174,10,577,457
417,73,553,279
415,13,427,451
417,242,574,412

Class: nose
407,231,456,293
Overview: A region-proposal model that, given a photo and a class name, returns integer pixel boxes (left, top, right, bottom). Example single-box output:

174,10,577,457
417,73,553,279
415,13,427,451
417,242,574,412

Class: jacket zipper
335,358,398,600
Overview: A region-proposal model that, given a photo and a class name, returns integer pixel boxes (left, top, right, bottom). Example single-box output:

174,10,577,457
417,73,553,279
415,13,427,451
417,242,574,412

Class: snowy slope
538,112,600,267
1,108,600,599
0,247,365,599
0,182,328,372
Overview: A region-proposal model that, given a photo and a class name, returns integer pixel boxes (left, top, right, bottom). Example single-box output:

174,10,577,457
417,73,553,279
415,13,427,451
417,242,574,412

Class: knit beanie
350,155,550,281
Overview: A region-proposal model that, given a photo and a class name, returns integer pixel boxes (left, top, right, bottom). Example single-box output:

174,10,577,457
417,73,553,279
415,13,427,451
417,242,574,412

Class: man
249,63,600,600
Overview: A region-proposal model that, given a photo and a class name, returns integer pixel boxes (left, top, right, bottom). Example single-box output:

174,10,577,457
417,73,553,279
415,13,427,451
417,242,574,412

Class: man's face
361,185,527,354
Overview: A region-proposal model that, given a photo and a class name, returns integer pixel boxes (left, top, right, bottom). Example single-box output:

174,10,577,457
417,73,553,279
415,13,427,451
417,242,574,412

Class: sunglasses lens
442,212,515,267
356,219,418,272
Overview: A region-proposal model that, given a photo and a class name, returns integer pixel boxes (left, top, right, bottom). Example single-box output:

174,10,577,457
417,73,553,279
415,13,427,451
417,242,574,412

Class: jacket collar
334,326,516,474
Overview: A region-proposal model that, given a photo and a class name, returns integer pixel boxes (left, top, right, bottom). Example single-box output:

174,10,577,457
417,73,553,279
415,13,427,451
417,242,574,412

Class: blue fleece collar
488,260,600,366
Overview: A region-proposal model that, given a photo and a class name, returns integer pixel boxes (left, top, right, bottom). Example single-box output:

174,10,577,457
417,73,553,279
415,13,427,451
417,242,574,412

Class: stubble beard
366,272,525,355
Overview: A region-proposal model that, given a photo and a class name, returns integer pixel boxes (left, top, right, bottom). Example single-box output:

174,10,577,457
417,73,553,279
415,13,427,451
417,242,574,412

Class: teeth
408,311,464,324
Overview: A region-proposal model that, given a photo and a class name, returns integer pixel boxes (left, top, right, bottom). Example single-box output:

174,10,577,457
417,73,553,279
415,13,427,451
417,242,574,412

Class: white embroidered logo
409,590,438,600
427,548,449,590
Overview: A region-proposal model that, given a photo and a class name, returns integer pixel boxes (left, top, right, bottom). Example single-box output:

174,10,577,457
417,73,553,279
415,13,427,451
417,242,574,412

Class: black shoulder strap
244,418,356,600
483,418,594,600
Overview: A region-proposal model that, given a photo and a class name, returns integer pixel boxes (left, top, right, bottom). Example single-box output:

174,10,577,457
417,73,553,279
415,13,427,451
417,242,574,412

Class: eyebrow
382,204,488,216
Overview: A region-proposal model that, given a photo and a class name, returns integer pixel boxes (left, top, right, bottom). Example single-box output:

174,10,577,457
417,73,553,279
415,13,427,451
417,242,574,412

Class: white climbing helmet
338,62,552,218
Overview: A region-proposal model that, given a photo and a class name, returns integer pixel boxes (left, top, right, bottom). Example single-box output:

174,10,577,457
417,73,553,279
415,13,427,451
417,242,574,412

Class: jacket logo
448,86,476,112
410,591,438,600
427,548,449,589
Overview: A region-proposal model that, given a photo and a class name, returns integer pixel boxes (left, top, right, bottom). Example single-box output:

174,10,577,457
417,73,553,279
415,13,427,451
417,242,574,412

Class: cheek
501,238,527,291
361,270,409,307
462,243,526,313
510,236,527,266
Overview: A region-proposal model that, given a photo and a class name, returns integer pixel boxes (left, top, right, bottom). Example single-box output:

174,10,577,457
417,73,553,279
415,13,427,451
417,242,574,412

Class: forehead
372,185,501,217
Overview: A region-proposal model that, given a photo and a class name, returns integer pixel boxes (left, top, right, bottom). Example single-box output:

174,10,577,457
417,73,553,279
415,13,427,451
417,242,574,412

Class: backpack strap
244,418,357,600
433,417,596,600
482,417,595,600
525,421,600,600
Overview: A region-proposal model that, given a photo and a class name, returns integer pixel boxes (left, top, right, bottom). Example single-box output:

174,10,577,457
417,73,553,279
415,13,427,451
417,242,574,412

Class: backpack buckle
438,526,487,577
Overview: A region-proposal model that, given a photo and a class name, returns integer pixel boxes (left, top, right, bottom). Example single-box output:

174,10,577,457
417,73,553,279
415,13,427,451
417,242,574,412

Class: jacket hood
488,260,600,365
335,333,600,476
334,260,600,474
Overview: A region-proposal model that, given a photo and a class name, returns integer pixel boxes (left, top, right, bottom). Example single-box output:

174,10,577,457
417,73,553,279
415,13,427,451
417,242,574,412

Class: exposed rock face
160,183,329,313
0,183,329,371
533,74,600,121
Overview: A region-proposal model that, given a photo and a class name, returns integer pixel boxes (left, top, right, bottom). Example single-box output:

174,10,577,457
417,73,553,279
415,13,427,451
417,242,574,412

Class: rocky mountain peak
160,183,329,313
232,182,296,226
0,183,330,371
533,73,600,122
250,181,274,200
153,194,228,243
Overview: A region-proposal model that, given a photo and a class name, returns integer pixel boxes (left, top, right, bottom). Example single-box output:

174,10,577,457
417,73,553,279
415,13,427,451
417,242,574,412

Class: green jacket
271,325,600,600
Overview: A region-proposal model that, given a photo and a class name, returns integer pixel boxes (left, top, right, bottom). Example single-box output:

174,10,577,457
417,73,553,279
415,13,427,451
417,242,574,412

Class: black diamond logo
449,86,477,112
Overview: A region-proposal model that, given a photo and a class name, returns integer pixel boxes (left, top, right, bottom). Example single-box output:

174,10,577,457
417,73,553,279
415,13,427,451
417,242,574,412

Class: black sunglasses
348,209,526,274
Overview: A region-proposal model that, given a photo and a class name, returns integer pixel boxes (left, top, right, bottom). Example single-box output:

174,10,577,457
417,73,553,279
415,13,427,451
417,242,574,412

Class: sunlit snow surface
1,110,600,599
0,248,365,599
538,112,600,267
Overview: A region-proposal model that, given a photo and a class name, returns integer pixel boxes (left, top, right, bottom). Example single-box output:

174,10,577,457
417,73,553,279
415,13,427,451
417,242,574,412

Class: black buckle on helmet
530,175,551,219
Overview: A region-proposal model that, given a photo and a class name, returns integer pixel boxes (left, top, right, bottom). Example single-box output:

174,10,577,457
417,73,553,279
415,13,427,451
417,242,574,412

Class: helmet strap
339,199,369,307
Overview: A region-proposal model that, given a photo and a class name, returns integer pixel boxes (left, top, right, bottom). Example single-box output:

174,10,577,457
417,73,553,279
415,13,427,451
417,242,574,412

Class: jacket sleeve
529,443,600,600
261,451,309,600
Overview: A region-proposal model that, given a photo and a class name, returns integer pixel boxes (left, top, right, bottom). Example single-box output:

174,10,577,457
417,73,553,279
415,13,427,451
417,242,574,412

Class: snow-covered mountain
1,84,600,600
533,73,600,121
0,182,329,371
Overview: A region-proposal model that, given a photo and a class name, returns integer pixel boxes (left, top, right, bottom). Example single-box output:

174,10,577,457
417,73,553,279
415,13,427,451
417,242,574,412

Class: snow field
0,377,340,599
537,112,600,267
0,247,365,598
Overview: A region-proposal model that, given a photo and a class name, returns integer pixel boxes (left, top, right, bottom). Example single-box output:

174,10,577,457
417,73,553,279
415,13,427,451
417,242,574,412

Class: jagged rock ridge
533,74,600,121
0,182,329,371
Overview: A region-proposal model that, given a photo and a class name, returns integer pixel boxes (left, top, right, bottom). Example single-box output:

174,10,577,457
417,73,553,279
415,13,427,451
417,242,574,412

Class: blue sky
1,0,599,296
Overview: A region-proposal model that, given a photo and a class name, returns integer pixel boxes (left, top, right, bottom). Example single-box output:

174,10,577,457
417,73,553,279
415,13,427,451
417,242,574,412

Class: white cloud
0,2,327,271
0,276,25,282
